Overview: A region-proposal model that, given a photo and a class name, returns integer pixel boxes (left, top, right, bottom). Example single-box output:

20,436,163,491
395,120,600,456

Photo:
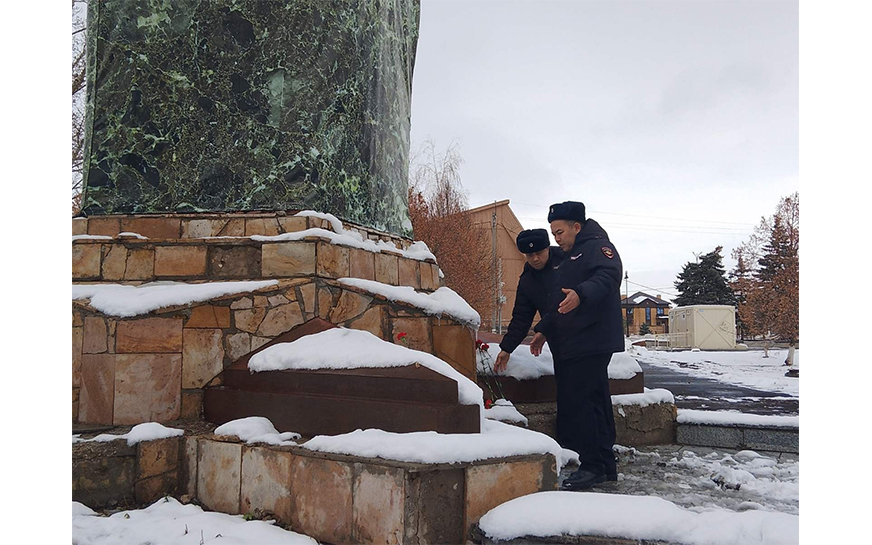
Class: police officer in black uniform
493,229,565,373
530,201,624,490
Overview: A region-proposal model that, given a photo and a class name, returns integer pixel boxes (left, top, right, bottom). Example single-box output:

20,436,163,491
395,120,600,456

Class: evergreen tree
673,247,736,307
639,322,651,335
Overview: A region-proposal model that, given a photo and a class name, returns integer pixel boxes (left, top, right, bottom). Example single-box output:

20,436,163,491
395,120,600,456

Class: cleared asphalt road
638,361,799,416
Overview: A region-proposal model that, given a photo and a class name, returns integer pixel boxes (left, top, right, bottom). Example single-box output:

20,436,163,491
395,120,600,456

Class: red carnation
485,399,493,409
397,332,407,340
475,339,483,348
482,343,490,350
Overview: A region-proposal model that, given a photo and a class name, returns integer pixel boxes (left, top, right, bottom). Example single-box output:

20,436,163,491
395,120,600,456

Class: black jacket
534,219,625,359
499,247,565,354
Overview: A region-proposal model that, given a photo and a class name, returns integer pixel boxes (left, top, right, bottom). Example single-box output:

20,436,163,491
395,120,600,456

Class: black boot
561,468,606,490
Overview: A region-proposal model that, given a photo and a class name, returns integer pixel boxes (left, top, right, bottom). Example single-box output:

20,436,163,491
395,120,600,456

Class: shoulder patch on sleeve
601,247,614,259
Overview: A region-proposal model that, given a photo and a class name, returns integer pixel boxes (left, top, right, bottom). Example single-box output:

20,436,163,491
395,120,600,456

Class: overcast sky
409,0,798,301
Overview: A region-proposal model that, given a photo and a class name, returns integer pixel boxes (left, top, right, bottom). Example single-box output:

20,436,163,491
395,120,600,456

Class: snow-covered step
676,410,799,453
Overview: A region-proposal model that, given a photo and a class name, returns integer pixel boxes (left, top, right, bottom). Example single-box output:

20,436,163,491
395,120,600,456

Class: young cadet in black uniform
530,201,624,490
493,229,565,373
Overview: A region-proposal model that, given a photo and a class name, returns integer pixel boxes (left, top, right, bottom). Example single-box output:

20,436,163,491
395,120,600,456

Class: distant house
621,291,671,335
465,200,526,333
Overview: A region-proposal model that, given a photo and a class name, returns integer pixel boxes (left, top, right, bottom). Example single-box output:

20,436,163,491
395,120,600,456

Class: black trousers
553,352,617,475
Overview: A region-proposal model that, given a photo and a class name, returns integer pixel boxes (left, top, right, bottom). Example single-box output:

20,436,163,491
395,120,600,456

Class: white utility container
668,305,736,350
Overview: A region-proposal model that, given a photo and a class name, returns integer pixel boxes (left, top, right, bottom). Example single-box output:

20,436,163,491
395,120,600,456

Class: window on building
626,308,633,324
645,307,651,323
657,307,665,316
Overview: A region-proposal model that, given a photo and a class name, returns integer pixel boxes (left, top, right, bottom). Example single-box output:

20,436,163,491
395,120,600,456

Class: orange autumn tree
730,193,799,357
408,141,493,323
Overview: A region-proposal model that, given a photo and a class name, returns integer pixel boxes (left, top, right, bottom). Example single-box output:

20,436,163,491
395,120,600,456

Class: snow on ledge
612,388,675,407
248,328,484,414
214,417,301,446
677,409,799,428
477,491,798,545
251,210,438,263
479,344,641,380
302,419,576,469
339,277,480,327
72,234,112,241
72,280,278,317
72,422,183,447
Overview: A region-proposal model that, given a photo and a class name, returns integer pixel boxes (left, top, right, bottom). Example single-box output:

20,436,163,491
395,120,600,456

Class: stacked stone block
181,434,557,544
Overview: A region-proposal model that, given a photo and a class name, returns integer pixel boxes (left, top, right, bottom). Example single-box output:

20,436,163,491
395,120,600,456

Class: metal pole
624,271,630,337
492,203,498,333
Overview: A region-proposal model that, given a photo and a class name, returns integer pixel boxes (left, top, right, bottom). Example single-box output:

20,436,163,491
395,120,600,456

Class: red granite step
223,364,460,405
204,388,481,436
204,317,481,435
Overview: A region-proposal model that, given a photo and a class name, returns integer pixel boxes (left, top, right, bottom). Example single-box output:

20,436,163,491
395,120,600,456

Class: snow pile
72,497,317,545
71,280,278,317
248,328,484,412
478,491,798,545
630,344,799,397
252,210,438,262
73,502,97,517
303,419,577,469
338,277,480,327
117,231,148,239
478,343,642,381
484,399,528,425
214,416,301,446
678,409,799,428
72,422,183,447
612,388,675,408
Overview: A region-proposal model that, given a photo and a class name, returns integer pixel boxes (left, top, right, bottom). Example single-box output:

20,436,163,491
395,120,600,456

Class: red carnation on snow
485,399,493,409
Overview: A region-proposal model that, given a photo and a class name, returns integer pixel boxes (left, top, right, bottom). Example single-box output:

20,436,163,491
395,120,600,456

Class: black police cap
516,228,550,254
547,201,586,224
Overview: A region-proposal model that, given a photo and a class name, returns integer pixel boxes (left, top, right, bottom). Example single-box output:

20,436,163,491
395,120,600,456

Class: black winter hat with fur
516,228,550,254
547,201,586,224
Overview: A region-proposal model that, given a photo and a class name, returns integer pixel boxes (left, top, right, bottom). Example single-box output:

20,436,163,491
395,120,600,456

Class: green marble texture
82,0,419,235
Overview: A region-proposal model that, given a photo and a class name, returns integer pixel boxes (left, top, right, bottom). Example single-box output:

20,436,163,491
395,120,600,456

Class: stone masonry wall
515,401,676,448
73,234,440,291
73,435,182,509
73,278,476,426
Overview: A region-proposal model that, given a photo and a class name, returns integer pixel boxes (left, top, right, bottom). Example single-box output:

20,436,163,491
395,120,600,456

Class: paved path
638,361,799,416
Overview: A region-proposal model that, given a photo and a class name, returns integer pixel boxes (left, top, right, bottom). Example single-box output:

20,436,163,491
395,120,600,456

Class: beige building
465,200,527,333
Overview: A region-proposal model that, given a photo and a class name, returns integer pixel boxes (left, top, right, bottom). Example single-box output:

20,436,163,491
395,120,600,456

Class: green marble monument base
82,0,419,236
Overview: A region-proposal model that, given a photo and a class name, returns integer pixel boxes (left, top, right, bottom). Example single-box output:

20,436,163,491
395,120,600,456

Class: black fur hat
516,228,550,254
547,201,586,224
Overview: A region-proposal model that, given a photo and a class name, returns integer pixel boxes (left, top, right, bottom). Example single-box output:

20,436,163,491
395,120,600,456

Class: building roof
621,291,671,307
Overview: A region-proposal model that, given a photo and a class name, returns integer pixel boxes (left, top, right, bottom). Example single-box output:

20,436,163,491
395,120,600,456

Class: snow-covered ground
630,344,799,397
72,498,317,545
476,443,799,544
604,445,799,516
